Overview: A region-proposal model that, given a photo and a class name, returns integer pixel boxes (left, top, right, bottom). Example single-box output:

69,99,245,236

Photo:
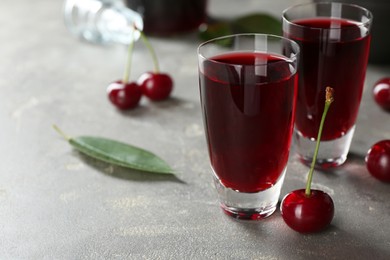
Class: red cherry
280,189,334,233
280,88,335,233
373,78,390,111
365,140,390,182
138,72,173,101
107,80,142,109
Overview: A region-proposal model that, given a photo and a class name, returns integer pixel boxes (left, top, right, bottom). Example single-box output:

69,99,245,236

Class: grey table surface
1,0,389,259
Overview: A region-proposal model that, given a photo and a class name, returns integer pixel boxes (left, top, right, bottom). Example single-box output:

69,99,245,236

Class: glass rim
197,33,300,67
282,2,373,29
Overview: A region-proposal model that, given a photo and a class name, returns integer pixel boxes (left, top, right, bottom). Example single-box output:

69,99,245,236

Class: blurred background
63,0,389,64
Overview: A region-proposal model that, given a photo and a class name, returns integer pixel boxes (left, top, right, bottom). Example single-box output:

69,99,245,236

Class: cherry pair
367,78,390,182
108,72,173,110
107,27,173,110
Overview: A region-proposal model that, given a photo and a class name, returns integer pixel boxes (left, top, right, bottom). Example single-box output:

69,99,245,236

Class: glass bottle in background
63,0,143,44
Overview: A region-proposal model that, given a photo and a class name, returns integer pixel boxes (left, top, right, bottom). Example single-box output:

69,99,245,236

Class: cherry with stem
137,29,173,101
280,87,335,233
107,28,142,110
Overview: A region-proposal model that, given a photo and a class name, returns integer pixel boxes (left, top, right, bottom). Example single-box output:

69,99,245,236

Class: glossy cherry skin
138,72,173,101
373,78,390,111
280,189,334,233
107,80,142,109
365,140,390,183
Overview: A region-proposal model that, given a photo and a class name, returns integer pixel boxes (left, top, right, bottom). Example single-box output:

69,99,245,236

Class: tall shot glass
283,3,373,168
197,34,299,220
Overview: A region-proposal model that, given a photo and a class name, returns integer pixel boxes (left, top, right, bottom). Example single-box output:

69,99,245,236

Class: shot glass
197,34,299,220
283,2,373,168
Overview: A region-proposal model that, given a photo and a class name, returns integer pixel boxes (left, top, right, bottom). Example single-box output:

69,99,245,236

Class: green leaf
198,13,282,45
232,13,282,36
53,125,174,175
198,21,233,47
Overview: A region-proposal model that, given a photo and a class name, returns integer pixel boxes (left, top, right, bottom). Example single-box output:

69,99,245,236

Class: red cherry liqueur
200,52,297,192
285,18,371,140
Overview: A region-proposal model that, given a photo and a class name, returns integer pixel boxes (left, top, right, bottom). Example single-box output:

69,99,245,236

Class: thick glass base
212,167,286,220
294,126,355,169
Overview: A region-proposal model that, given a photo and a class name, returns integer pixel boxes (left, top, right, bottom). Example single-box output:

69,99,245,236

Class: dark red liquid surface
284,18,371,140
199,52,297,192
126,0,207,36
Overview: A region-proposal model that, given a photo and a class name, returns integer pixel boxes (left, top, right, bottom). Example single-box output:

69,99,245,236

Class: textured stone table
1,0,389,259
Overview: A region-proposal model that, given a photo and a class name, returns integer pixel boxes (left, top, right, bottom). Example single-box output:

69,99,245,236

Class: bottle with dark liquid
125,0,208,36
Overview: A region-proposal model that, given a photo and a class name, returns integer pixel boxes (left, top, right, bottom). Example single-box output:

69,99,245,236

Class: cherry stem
139,30,160,73
52,124,71,141
122,28,136,83
305,87,334,197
